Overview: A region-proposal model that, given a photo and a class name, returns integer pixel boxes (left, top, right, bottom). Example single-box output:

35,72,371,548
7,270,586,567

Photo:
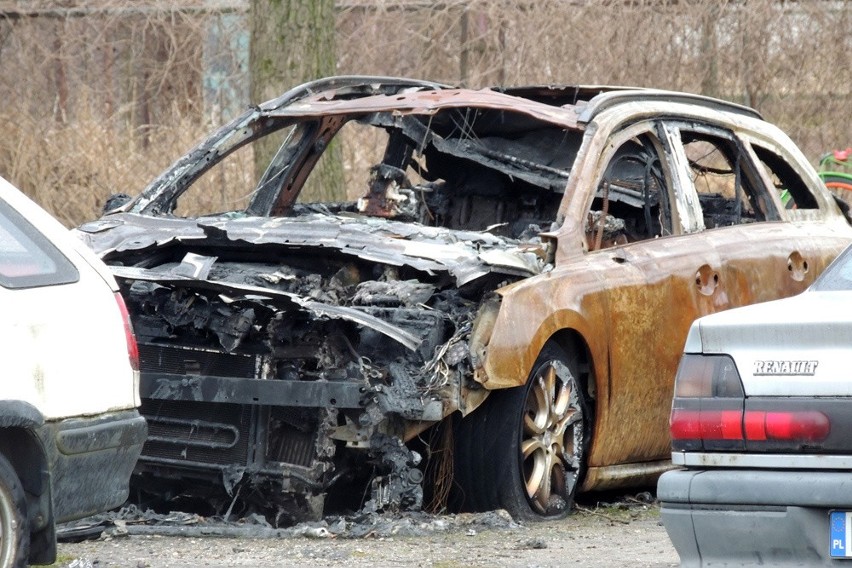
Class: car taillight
670,354,829,452
115,292,139,371
743,410,829,442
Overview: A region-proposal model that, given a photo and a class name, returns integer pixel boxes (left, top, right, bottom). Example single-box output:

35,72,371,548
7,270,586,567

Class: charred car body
76,76,852,523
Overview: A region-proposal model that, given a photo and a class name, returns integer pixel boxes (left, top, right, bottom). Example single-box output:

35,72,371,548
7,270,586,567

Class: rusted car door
582,119,852,485
664,121,848,308
738,135,852,299
568,120,732,483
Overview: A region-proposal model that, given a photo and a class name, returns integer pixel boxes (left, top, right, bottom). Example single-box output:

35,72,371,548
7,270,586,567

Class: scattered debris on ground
58,506,521,542
58,490,658,546
56,492,678,568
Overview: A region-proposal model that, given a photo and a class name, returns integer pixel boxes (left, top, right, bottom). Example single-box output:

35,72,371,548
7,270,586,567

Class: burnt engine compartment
123,244,505,524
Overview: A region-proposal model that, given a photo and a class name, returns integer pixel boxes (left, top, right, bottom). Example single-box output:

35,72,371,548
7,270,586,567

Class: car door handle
787,251,809,282
695,265,720,296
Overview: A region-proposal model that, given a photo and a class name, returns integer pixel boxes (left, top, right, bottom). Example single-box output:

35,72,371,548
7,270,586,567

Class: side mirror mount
103,193,132,214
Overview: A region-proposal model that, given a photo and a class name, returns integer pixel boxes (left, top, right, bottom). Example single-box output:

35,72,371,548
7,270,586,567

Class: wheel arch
0,401,44,430
0,413,56,564
482,305,605,391
0,401,50,501
464,324,600,419
541,329,596,401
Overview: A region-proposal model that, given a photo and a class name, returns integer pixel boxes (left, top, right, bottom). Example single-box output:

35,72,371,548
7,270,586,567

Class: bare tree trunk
53,22,68,123
249,0,343,201
699,1,719,99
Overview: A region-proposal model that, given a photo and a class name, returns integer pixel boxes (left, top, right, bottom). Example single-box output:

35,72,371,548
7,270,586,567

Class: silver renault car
659,242,852,566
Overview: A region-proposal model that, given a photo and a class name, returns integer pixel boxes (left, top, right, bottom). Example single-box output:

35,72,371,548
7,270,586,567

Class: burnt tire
454,343,592,521
0,454,27,568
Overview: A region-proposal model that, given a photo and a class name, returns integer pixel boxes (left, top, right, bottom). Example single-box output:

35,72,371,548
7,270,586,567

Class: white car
659,243,852,566
0,176,146,567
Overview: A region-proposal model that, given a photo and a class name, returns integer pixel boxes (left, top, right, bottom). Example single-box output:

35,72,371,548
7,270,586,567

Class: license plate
831,511,852,558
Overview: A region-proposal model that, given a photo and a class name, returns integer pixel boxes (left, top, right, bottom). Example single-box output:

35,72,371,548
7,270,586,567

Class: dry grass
0,0,849,226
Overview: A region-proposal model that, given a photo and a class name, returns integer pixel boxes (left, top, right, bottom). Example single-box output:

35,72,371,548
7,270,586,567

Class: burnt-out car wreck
77,76,852,524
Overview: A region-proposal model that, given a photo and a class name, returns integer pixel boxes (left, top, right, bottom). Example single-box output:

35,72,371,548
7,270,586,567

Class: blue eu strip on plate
831,511,852,558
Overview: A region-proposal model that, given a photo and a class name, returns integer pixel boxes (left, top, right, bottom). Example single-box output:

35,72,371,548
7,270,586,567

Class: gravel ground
55,499,680,568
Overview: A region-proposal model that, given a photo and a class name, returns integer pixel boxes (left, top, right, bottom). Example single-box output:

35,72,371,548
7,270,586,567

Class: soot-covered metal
115,224,544,522
76,76,852,525
77,77,572,524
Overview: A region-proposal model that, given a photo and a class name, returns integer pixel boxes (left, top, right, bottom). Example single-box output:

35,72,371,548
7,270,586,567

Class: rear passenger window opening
751,143,818,211
681,131,777,227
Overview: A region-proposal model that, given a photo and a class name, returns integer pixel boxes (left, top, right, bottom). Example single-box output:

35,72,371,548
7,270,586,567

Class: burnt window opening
586,133,672,250
151,102,583,241
173,124,306,218
271,108,582,239
681,132,775,227
751,143,818,210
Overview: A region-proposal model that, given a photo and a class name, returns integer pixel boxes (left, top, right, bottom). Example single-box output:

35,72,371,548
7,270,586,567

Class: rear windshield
0,200,78,289
811,245,852,292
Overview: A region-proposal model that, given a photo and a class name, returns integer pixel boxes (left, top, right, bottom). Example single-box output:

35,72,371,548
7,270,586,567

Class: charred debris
77,78,586,524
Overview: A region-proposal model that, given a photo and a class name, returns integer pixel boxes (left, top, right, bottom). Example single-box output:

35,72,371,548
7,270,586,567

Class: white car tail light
115,292,139,371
